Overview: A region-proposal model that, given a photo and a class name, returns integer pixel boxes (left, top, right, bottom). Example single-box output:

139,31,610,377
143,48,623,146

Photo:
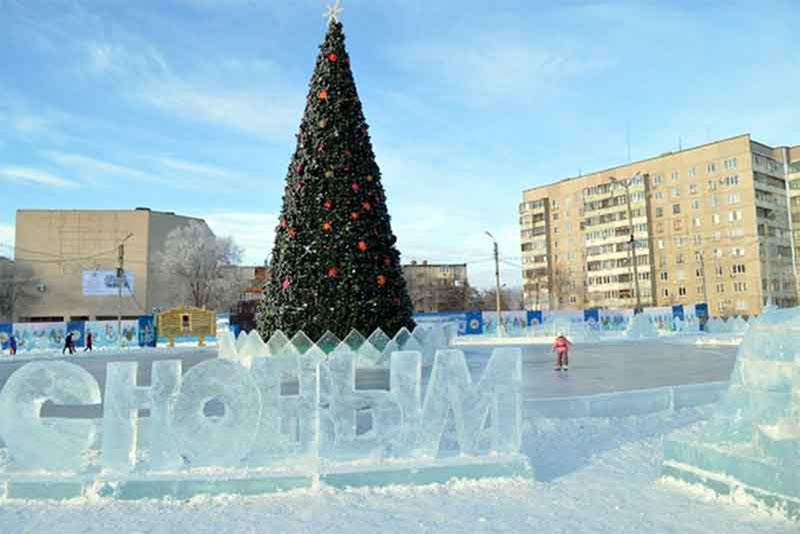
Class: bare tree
156,222,246,310
0,261,40,322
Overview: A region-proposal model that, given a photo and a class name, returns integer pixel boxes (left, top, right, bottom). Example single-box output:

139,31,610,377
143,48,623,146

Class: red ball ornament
319,89,329,100
351,183,360,192
288,228,297,238
328,52,337,62
282,279,290,290
295,163,304,174
280,218,287,229
358,240,368,252
377,275,386,287
323,200,332,210
362,201,371,211
322,221,332,232
350,212,359,221
327,267,337,277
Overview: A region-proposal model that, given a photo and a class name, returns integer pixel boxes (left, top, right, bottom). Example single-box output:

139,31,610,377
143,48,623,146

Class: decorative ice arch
0,325,528,500
664,307,800,520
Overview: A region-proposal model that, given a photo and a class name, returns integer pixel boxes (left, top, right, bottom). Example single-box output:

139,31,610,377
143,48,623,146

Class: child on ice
552,334,572,371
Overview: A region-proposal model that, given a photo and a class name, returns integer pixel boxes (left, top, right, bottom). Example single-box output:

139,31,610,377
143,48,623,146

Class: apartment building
13,208,209,322
520,134,799,316
402,261,468,313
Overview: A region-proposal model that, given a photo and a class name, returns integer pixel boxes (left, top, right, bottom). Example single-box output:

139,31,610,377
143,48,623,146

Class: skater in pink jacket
552,334,572,371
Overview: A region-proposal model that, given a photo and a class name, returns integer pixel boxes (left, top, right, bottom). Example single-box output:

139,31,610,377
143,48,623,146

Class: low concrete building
402,261,468,313
0,257,14,322
13,209,210,322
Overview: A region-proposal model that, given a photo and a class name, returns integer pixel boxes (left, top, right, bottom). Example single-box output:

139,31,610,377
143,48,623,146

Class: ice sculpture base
663,439,800,521
320,453,532,489
0,455,531,501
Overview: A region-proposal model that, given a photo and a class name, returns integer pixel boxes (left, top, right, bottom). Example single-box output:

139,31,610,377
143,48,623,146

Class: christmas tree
257,18,415,342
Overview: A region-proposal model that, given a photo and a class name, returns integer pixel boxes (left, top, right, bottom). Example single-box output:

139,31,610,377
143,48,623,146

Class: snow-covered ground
0,408,793,534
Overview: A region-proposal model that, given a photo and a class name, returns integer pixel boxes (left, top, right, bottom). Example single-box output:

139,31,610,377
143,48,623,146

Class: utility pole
485,231,502,336
610,173,643,312
117,233,133,345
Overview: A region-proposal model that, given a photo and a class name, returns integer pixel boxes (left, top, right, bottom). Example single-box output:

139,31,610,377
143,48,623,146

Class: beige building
402,261,468,313
13,208,209,322
520,134,799,317
0,257,14,322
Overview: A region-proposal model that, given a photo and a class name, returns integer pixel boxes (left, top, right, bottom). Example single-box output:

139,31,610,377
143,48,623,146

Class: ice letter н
170,359,261,467
101,360,181,471
418,348,522,456
0,361,101,471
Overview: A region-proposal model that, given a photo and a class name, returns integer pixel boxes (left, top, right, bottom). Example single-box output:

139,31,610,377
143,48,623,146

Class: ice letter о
248,350,320,464
170,359,261,466
101,360,182,471
0,361,100,470
418,348,522,456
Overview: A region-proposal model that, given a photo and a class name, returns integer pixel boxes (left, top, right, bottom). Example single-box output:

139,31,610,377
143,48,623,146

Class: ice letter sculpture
663,306,800,520
102,361,182,471
0,361,100,471
171,359,261,467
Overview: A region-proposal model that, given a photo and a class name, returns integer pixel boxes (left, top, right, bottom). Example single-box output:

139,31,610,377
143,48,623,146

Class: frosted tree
157,222,246,310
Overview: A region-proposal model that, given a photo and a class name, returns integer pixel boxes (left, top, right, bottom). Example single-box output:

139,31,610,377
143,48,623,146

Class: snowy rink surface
0,408,794,534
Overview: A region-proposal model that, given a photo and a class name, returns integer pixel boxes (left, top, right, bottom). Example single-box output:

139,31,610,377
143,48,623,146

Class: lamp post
117,233,134,345
485,231,502,336
609,173,642,312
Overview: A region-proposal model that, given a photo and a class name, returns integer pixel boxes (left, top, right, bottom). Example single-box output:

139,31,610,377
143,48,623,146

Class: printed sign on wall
82,270,134,296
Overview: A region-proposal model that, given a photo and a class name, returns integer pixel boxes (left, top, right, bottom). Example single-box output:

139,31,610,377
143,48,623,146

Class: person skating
63,332,75,355
84,331,93,352
552,333,572,371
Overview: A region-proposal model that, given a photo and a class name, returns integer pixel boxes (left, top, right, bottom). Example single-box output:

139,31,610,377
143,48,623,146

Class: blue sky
1,0,798,288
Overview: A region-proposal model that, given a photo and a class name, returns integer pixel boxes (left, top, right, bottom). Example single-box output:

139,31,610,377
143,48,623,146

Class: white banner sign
82,270,134,296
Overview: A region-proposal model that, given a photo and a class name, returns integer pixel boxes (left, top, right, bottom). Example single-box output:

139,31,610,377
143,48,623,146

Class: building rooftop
522,133,754,194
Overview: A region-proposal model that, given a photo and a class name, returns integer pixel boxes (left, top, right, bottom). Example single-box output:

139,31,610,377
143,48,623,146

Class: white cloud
153,157,235,178
42,150,167,185
0,167,78,188
200,212,278,266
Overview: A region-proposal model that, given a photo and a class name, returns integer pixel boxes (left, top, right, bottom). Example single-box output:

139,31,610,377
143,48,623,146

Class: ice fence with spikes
663,307,800,520
0,324,529,500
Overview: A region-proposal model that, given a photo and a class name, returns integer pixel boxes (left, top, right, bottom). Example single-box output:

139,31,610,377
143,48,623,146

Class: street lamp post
485,231,502,336
117,233,134,345
610,173,642,312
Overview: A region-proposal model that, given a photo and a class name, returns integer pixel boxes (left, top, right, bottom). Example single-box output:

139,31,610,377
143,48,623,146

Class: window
724,175,739,186
707,162,717,173
569,295,577,304
689,184,697,194
678,287,687,296
729,210,742,222
655,207,664,217
654,175,663,185
732,264,746,274
671,187,681,198
656,222,664,233
658,239,665,249
724,158,738,169
672,203,681,214
688,167,696,177
716,283,725,293
676,253,684,264
566,222,572,232
734,281,747,292
553,213,559,221
673,219,682,231
692,199,700,209
660,272,668,281
671,171,679,181
709,195,719,208
715,265,724,276
655,191,664,200
712,213,720,224
707,180,716,191
695,268,703,278
693,216,701,227
662,288,670,297
732,247,745,257
713,248,722,258
713,231,721,241
728,192,740,204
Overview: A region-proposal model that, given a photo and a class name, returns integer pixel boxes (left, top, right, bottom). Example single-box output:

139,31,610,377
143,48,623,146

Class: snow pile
624,313,659,339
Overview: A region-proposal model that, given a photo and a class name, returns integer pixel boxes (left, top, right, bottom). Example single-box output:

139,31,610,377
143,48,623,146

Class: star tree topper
323,0,343,23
